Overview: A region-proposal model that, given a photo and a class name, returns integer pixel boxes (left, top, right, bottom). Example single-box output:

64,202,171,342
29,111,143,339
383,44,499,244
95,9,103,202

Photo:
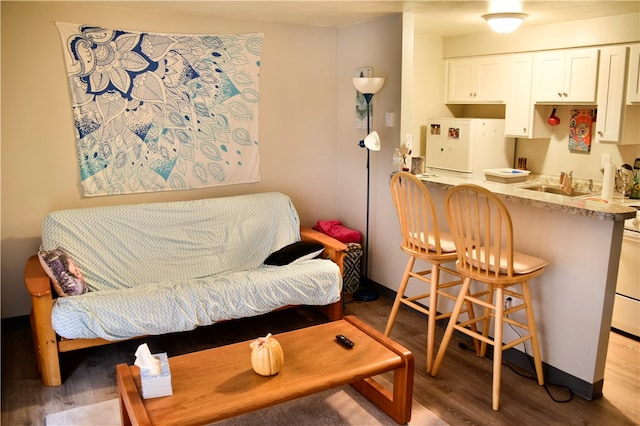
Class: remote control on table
335,334,354,349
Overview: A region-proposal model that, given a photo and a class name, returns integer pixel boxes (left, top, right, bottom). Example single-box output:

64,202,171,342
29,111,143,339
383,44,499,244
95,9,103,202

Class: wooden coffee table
116,315,414,425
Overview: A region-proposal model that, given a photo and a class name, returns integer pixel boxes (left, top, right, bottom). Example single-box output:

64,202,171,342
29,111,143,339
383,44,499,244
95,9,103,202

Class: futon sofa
24,192,346,386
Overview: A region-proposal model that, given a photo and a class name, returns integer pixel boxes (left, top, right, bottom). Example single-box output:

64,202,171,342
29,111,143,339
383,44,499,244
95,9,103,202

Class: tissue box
140,353,173,399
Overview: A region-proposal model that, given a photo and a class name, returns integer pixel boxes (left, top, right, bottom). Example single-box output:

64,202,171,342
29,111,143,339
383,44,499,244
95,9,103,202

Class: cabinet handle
523,128,527,133
597,131,604,136
557,92,563,97
563,92,568,97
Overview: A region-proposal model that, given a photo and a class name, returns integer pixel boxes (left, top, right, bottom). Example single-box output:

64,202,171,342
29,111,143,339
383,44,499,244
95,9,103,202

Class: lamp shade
482,12,527,33
353,77,385,94
363,131,381,151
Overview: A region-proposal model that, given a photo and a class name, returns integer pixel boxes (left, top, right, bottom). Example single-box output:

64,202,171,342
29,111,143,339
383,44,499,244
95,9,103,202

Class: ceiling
97,1,640,37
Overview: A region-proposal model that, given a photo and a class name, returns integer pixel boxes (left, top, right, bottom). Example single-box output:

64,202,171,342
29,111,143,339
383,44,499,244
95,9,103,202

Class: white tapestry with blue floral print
56,22,263,196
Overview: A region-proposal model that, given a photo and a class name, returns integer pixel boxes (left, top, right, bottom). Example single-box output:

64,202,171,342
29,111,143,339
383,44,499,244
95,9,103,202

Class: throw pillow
264,241,325,266
312,220,361,243
38,248,88,297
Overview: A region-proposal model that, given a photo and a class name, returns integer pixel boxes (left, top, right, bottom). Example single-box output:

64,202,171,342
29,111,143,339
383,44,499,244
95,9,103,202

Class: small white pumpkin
249,333,284,376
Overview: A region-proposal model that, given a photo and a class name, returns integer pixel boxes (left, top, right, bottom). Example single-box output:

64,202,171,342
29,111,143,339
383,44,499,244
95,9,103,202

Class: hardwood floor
2,296,639,425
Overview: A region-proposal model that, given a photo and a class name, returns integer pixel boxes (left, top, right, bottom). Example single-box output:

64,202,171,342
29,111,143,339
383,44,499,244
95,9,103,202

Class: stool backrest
445,184,515,278
390,172,450,256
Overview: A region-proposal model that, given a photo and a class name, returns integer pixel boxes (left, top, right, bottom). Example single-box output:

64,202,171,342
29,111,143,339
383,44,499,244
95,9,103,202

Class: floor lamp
353,76,385,301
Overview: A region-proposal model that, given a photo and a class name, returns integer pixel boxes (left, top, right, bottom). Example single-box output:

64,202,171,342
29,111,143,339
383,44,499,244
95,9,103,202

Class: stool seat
407,231,457,253
465,247,548,276
431,183,547,411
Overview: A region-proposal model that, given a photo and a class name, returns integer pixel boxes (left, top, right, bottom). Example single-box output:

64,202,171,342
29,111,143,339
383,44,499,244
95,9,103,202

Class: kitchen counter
416,173,635,401
417,173,637,222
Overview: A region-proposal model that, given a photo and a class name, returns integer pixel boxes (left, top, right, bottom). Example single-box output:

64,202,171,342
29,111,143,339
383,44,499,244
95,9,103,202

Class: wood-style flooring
2,296,639,425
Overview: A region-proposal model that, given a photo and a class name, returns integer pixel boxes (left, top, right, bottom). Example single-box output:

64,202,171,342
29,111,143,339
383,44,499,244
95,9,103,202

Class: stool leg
492,287,504,411
431,276,472,377
385,256,415,336
522,281,544,385
426,262,440,374
464,299,482,356
480,286,495,358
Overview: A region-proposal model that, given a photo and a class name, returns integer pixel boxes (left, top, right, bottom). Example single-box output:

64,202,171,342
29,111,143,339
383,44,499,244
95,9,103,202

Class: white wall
336,15,403,288
407,17,453,156
516,104,640,181
0,2,341,318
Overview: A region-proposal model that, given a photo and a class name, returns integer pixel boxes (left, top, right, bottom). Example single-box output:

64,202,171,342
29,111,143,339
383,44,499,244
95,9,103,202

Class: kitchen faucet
559,171,573,195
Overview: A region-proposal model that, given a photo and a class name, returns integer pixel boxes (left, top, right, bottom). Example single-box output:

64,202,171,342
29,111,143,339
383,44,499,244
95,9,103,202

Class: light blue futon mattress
40,193,342,340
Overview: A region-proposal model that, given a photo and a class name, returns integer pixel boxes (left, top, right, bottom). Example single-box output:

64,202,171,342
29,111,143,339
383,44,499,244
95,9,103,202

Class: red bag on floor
312,220,361,243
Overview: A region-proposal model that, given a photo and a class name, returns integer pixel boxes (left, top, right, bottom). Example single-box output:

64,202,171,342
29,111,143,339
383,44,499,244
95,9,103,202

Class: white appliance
425,118,515,178
612,203,640,337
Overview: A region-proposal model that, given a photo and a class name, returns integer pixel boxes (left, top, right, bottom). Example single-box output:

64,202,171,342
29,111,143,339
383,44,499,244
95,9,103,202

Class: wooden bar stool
386,172,478,373
431,183,548,410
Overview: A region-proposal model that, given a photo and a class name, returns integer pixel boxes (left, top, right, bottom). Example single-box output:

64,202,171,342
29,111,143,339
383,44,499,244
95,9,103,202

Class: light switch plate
385,112,395,127
355,67,373,78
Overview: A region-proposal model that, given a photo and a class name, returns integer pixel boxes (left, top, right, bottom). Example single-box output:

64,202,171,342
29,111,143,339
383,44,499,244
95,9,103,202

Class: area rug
45,384,447,425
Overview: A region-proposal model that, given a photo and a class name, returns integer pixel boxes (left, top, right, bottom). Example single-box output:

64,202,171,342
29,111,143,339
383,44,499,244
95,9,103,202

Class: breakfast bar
418,173,637,400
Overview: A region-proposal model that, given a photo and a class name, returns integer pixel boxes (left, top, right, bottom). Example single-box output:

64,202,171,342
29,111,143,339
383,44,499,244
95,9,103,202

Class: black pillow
264,241,325,266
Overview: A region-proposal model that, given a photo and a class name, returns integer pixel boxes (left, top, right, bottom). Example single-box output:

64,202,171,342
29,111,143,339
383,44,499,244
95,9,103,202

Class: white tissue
602,162,615,200
134,343,162,376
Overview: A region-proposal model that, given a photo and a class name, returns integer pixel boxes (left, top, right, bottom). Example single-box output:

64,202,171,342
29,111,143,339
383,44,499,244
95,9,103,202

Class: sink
521,184,591,197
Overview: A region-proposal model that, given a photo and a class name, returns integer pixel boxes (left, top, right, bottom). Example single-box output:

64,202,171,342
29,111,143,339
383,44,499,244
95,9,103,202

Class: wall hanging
56,22,263,196
569,109,595,152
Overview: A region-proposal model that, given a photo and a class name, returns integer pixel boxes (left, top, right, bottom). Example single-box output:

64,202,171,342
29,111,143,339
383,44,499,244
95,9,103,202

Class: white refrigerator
425,118,515,179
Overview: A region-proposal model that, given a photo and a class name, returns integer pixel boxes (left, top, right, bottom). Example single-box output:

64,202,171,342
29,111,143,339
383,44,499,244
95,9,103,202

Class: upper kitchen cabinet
533,48,599,103
595,46,628,143
627,44,640,104
445,56,505,103
504,53,551,139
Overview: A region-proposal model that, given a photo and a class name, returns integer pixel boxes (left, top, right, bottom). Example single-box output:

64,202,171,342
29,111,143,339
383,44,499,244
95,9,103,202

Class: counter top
417,173,637,222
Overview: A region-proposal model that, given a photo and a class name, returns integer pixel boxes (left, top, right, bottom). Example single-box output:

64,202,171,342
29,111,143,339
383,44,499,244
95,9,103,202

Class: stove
613,201,640,337
623,202,640,233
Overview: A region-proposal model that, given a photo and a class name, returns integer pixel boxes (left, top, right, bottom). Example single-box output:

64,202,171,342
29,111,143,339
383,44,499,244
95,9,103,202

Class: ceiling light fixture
482,12,528,34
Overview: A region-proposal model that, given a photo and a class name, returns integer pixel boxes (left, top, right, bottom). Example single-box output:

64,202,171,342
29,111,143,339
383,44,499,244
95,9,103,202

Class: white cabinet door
475,56,505,102
627,44,640,104
532,51,565,102
564,49,599,102
504,54,551,139
446,58,475,102
595,46,628,143
505,54,533,137
446,56,504,103
533,48,599,103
